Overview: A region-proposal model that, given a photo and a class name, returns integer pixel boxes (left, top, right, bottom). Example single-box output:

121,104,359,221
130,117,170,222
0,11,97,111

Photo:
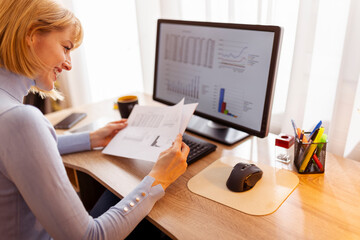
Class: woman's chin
35,74,56,91
45,84,55,92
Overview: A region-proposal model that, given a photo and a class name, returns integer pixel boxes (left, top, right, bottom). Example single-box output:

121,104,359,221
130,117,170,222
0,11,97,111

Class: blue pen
291,119,298,140
309,120,322,140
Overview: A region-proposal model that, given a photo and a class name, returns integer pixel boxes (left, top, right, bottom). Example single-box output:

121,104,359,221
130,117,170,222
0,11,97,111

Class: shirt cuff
113,176,165,216
144,175,165,197
57,132,91,155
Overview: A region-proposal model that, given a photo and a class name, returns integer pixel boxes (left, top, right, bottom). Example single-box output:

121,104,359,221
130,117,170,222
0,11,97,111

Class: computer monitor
153,19,282,145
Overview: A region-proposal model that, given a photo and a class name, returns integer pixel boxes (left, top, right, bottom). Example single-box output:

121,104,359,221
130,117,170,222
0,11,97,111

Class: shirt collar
0,68,35,103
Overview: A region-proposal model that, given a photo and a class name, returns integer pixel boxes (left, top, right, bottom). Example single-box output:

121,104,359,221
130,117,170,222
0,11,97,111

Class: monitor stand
186,115,249,145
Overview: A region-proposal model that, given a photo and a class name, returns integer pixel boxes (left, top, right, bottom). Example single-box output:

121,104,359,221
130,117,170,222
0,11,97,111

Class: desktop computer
153,19,282,148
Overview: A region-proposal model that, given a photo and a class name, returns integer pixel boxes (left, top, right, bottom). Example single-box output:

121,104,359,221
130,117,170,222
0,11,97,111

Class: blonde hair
0,0,83,100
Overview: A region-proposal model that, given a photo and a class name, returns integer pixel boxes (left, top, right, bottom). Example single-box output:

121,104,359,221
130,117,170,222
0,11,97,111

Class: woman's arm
57,120,127,155
2,106,163,239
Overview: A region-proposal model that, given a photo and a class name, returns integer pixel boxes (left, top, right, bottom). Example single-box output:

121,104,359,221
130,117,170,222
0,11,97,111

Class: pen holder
294,132,327,174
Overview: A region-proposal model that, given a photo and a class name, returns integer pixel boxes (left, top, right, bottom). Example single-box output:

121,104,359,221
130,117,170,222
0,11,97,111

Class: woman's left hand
89,119,128,149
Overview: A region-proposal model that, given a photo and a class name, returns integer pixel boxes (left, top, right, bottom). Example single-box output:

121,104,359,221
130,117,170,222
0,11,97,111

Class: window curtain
64,0,360,160
61,0,143,107
134,0,360,160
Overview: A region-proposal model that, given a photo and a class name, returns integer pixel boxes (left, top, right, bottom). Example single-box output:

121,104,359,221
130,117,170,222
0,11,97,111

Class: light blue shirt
0,68,164,239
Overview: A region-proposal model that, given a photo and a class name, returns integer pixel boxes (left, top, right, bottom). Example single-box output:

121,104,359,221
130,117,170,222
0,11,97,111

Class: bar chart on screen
218,88,238,118
213,87,252,119
164,64,200,100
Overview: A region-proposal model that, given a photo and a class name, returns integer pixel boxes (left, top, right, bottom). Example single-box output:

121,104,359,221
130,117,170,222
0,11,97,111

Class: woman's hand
148,134,190,190
89,119,128,149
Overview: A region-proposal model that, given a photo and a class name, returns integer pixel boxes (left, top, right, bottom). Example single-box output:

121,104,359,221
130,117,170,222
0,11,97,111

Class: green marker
316,134,327,157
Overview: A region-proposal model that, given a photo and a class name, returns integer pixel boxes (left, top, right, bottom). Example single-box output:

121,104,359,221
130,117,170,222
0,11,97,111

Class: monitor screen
153,19,282,145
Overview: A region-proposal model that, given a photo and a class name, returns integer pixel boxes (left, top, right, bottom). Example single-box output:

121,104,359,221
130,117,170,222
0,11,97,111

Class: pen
296,129,308,144
291,119,298,140
309,120,322,140
299,130,304,143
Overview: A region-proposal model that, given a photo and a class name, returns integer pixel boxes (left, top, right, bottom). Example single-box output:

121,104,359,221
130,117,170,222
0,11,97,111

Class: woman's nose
62,58,72,71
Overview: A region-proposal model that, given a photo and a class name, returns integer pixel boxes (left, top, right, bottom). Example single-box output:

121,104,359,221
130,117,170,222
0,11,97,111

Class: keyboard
182,133,217,164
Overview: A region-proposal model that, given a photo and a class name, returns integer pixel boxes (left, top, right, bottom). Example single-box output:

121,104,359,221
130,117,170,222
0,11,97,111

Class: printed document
102,99,198,162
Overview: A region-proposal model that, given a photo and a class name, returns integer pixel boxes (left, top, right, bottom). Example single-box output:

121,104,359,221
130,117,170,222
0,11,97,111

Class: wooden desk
46,93,360,240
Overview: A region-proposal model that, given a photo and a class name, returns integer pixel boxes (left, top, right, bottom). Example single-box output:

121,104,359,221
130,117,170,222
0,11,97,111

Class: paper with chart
102,99,198,162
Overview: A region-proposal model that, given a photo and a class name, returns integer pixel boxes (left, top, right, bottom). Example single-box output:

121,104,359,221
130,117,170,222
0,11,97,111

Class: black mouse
226,162,263,192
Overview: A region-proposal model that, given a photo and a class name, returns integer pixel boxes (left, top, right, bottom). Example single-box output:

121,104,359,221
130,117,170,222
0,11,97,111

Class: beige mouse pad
187,156,299,215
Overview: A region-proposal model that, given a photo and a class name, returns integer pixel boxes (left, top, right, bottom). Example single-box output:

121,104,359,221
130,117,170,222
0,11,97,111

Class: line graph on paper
217,39,259,73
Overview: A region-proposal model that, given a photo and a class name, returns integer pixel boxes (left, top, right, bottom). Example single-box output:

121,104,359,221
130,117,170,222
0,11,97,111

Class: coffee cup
117,95,138,118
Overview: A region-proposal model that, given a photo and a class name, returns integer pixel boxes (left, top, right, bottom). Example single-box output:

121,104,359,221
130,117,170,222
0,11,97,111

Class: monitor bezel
153,19,282,138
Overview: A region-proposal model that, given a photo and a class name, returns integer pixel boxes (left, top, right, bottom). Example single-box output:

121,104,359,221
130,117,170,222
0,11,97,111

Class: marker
316,134,327,157
296,128,302,140
312,153,324,171
299,127,324,172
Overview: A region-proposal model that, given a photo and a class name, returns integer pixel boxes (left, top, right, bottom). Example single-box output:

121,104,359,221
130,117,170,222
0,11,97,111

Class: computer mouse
226,162,263,192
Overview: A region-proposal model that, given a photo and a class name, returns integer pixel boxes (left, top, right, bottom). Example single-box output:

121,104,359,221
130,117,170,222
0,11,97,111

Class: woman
0,0,189,239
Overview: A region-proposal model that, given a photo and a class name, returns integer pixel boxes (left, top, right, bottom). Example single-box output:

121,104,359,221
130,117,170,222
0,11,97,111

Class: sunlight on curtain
133,0,360,159
328,0,360,158
71,0,143,103
303,0,349,129
233,1,258,23
206,0,228,22
180,0,206,20
64,0,360,159
344,81,360,159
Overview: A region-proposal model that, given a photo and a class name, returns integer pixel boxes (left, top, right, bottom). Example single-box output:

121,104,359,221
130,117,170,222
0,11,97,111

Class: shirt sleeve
0,105,165,240
57,133,91,155
84,176,164,239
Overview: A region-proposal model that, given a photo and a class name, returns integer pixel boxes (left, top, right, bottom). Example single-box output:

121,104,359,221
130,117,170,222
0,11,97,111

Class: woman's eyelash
64,46,71,51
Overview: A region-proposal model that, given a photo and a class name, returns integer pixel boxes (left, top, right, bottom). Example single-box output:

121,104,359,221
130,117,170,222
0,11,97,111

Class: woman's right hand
148,134,190,190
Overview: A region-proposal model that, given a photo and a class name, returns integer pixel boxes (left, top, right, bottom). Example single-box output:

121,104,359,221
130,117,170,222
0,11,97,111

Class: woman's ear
26,33,33,47
25,30,38,47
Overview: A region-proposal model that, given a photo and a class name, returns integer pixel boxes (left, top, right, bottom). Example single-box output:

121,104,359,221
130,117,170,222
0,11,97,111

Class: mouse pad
187,156,299,216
